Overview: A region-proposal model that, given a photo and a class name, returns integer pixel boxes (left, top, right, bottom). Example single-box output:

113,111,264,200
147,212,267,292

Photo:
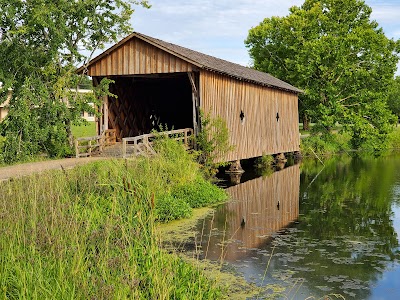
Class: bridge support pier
226,160,244,174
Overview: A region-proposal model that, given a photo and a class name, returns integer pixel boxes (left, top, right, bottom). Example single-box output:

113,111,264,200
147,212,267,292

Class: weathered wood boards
200,70,300,162
122,128,193,158
87,38,193,77
83,33,301,163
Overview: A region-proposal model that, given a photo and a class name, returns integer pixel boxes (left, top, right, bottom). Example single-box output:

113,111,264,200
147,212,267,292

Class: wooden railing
122,128,193,158
103,129,117,146
75,135,103,158
75,129,117,158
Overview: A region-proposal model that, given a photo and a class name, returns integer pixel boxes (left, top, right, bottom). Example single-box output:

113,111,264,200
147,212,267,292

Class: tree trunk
302,113,310,131
66,119,74,148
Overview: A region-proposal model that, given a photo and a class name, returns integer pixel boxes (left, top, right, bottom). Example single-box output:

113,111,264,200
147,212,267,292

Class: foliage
171,177,228,209
254,154,275,177
0,145,225,299
254,154,274,169
246,0,400,152
0,0,149,164
194,111,234,177
388,76,400,121
300,132,351,156
156,194,193,222
387,126,400,149
140,137,227,219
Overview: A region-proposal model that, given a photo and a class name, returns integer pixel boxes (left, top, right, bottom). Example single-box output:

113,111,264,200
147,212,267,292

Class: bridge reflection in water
198,164,300,262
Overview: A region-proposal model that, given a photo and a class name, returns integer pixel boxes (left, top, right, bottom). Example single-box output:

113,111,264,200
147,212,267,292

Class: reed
0,139,225,299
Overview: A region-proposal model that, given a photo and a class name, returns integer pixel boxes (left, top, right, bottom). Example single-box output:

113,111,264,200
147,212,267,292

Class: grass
0,138,227,299
71,121,96,138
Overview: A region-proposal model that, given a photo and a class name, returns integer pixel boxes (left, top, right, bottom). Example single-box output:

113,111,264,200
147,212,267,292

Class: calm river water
190,154,400,299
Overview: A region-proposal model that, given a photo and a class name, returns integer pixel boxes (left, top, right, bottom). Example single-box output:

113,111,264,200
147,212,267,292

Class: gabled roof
80,32,303,94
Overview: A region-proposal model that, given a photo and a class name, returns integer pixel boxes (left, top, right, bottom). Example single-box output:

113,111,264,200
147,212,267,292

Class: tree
388,76,400,124
245,0,400,151
0,0,149,163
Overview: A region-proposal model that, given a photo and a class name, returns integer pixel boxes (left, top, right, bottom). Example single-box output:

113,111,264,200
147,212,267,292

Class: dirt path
0,157,108,182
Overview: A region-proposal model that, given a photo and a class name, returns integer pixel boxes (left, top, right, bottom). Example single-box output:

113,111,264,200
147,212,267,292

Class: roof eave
202,67,303,94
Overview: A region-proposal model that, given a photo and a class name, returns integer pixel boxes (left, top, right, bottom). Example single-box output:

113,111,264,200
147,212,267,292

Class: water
189,155,400,299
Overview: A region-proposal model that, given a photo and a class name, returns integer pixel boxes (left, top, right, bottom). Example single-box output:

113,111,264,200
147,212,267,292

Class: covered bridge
79,32,302,162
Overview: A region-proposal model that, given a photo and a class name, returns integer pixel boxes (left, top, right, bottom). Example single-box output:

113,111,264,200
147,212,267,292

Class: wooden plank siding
200,70,300,162
87,38,193,76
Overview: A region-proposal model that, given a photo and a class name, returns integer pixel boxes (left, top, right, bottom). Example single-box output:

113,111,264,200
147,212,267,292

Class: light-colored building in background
80,104,95,122
0,88,11,121
73,88,95,122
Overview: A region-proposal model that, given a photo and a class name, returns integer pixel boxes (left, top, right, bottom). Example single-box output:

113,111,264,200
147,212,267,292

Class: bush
254,154,274,168
300,132,351,156
156,194,192,222
171,176,228,209
388,127,400,149
194,111,234,178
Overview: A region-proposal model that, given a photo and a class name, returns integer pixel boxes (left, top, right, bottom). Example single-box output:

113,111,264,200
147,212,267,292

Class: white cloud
129,0,399,75
132,0,304,66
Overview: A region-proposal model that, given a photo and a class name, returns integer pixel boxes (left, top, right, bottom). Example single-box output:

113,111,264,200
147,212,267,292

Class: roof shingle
82,32,303,94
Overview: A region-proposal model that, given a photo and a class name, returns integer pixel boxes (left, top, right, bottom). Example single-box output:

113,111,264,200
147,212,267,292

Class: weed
193,111,234,178
0,139,225,299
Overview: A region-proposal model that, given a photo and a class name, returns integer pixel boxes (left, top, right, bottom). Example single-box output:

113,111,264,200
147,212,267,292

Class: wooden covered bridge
78,32,302,163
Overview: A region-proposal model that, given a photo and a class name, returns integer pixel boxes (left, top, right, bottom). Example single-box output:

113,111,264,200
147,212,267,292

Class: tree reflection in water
192,155,400,299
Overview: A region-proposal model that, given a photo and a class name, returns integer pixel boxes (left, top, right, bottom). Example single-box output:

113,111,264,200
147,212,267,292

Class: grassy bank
301,126,400,156
0,138,227,299
71,121,96,138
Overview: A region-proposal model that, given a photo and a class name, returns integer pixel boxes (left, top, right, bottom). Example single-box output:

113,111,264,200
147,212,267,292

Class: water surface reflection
191,155,400,299
201,165,300,262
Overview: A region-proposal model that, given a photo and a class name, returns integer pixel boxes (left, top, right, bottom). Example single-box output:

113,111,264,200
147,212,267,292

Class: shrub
388,127,400,149
156,194,192,222
171,176,228,208
254,154,274,168
194,111,234,178
300,132,351,156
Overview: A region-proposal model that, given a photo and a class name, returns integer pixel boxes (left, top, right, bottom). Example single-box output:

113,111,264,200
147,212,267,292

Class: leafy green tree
245,0,400,151
0,0,149,163
388,76,400,123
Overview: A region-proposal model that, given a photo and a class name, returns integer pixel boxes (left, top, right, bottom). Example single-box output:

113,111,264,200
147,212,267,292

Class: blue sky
129,0,400,75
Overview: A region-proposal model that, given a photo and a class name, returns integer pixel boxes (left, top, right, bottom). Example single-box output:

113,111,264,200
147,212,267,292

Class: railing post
75,140,79,158
122,138,127,159
99,135,103,154
88,140,92,157
184,129,188,145
134,139,138,156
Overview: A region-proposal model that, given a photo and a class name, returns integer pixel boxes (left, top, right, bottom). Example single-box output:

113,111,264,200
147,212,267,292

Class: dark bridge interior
107,73,194,139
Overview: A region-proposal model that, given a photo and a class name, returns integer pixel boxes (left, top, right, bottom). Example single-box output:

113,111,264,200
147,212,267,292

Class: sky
127,0,400,75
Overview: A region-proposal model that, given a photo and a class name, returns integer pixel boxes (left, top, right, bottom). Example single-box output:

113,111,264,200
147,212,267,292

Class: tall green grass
0,138,226,299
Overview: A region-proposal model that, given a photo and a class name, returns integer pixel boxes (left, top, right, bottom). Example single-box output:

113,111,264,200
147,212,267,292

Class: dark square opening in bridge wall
106,73,193,139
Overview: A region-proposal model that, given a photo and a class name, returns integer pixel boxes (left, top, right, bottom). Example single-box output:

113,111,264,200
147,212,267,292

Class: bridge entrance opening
103,72,196,140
